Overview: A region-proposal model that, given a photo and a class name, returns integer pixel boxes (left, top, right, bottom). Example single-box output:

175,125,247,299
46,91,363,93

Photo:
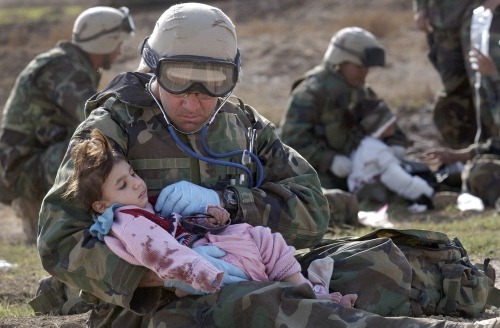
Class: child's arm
106,208,224,294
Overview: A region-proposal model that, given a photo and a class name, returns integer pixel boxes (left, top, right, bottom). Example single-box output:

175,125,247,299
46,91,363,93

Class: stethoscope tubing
147,76,264,188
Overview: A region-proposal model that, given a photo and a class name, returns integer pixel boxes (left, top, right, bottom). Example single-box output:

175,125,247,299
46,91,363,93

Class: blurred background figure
280,27,411,227
411,0,500,149
0,6,135,243
425,48,500,210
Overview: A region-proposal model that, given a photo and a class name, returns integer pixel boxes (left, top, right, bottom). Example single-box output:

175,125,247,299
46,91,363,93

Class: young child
348,101,435,208
63,128,357,307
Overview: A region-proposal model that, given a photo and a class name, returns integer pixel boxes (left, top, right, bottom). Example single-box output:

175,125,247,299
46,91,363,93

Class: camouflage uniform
280,64,410,225
37,72,500,328
413,0,500,148
37,71,325,323
0,41,100,242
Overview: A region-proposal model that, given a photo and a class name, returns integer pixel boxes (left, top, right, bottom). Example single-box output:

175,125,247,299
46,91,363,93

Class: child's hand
206,205,230,225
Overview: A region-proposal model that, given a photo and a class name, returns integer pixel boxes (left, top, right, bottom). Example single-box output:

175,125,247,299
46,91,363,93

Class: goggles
334,43,385,67
156,54,239,97
141,39,240,97
74,7,135,43
181,213,231,235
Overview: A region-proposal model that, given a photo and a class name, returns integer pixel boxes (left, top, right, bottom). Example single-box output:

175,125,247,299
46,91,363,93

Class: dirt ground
0,0,499,327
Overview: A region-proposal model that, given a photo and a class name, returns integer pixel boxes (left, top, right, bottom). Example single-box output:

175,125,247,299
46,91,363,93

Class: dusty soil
0,0,499,327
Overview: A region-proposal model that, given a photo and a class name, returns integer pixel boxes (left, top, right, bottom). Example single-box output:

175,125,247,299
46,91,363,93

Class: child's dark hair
63,129,125,212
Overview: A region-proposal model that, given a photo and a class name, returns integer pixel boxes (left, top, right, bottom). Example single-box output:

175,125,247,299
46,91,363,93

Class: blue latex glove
164,280,209,296
154,181,220,217
192,245,249,286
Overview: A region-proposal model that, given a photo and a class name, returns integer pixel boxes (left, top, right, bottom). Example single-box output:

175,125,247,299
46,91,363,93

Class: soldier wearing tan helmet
73,6,135,69
35,2,329,323
0,6,135,244
280,27,414,226
0,6,136,317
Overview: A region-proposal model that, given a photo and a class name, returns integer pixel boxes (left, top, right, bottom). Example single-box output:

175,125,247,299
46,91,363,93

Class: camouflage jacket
280,64,409,178
412,0,482,30
38,72,329,313
0,41,99,200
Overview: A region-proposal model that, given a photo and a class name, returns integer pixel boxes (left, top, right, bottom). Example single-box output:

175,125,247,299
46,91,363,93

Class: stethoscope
147,76,264,188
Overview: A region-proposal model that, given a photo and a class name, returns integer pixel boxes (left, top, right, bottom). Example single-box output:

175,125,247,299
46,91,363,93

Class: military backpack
297,228,500,318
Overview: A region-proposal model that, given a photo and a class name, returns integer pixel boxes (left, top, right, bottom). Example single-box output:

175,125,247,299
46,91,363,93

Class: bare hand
483,0,500,11
206,205,230,225
339,293,358,308
470,48,499,77
424,147,470,167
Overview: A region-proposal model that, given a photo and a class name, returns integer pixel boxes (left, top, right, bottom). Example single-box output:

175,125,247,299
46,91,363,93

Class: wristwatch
223,188,238,211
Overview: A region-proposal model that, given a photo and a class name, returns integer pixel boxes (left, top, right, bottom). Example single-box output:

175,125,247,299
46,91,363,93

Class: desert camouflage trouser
85,281,500,328
463,154,500,207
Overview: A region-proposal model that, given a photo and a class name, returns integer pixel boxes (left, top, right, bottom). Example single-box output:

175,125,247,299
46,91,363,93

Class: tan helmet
323,27,385,67
138,2,239,72
72,6,135,55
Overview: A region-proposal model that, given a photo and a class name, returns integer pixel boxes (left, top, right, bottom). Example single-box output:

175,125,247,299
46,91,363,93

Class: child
63,129,357,307
348,101,435,209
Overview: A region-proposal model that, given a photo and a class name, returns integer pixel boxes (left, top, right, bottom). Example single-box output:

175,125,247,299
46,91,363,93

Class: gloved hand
390,145,407,160
164,280,209,296
330,155,352,178
192,245,249,286
155,181,220,217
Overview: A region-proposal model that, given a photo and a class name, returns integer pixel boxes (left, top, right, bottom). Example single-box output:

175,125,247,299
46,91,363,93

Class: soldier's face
339,62,369,87
93,160,149,213
156,82,218,133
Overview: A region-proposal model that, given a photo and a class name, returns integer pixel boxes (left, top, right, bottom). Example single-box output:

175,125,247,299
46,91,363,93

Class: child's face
95,160,149,212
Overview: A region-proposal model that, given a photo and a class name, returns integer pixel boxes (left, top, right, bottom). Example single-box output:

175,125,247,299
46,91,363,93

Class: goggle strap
333,42,363,60
141,38,160,71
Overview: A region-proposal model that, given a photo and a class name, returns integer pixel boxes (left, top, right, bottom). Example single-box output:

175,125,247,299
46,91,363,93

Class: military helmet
323,27,385,67
139,2,240,97
72,6,135,55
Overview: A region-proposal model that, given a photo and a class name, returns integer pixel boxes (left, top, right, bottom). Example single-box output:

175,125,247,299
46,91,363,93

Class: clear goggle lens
156,56,238,97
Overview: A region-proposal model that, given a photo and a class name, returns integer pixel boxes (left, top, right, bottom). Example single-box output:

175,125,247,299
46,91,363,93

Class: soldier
280,27,411,226
412,0,500,149
425,49,500,208
37,2,328,324
0,6,135,243
36,4,500,327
